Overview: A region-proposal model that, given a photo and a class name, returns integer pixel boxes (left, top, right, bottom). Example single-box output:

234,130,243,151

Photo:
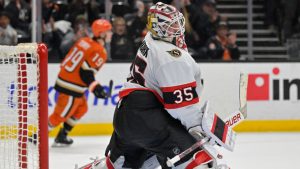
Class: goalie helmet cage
0,43,48,169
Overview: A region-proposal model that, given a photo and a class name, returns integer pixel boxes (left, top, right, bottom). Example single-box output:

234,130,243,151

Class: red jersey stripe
161,81,197,92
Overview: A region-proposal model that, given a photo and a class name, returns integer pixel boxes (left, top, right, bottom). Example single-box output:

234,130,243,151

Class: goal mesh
0,43,48,169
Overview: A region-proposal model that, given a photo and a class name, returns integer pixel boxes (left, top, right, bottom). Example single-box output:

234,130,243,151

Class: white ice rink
50,133,300,169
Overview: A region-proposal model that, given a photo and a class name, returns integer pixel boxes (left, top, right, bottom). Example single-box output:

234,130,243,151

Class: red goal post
0,43,48,169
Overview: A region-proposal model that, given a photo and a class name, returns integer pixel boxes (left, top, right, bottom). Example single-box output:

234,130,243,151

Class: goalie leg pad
202,143,230,169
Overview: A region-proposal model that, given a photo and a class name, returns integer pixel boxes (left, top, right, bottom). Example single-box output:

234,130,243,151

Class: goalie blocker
201,101,236,152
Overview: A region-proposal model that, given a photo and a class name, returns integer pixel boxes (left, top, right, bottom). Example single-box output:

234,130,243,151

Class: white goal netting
0,44,41,169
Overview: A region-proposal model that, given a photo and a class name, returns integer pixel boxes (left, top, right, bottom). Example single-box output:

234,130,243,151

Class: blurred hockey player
49,19,112,146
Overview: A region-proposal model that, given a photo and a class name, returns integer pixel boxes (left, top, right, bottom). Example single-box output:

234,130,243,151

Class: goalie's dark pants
105,90,199,169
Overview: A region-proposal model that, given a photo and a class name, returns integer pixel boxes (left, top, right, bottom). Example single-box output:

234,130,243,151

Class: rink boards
46,62,300,135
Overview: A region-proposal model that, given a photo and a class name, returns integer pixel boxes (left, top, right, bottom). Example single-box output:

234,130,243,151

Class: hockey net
0,43,48,169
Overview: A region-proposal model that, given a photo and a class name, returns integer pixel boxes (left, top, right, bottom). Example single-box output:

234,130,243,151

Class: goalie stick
166,73,248,167
224,73,248,128
75,157,103,169
166,137,210,167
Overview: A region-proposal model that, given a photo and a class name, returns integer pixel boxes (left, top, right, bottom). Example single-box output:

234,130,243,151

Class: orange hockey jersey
55,37,107,97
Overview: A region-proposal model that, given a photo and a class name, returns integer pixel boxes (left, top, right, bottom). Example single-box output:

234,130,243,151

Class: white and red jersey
120,33,203,130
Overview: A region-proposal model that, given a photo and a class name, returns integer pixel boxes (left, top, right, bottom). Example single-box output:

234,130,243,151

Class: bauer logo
247,67,300,101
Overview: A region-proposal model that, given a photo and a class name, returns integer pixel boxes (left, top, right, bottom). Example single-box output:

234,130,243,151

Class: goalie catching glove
89,81,108,99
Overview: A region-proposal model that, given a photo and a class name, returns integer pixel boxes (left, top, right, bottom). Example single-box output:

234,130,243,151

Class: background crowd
0,0,300,62
264,0,300,43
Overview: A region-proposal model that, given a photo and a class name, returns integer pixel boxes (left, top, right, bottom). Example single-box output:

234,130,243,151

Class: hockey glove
188,126,205,141
89,81,108,99
187,101,208,141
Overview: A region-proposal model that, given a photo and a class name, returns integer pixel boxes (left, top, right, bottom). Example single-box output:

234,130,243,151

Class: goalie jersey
120,33,203,130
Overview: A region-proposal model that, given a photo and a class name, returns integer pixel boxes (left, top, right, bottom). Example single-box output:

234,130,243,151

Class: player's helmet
147,2,185,39
91,19,112,38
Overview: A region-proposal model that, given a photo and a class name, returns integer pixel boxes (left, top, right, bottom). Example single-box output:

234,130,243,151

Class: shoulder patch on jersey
167,49,181,58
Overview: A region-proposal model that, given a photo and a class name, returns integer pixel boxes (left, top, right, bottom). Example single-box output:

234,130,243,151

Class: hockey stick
224,73,248,128
166,137,209,167
107,80,114,98
75,157,104,169
239,73,248,118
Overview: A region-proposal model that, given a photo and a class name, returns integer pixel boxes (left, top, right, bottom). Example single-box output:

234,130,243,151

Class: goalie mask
147,2,187,50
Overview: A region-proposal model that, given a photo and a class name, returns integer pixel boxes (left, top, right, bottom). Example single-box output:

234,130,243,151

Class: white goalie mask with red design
147,2,187,50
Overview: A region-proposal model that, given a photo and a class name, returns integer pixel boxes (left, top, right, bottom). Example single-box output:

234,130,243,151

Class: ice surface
50,133,300,169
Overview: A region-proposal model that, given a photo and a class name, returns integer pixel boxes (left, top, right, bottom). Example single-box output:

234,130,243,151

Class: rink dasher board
47,63,300,133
